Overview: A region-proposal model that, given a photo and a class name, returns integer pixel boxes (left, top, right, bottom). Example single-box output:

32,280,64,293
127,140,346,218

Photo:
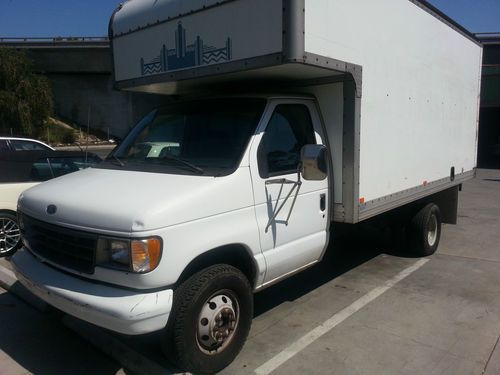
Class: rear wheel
0,212,21,257
409,203,441,256
162,264,253,374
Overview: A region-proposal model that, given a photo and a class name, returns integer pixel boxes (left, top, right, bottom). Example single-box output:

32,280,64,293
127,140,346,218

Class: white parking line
254,258,430,375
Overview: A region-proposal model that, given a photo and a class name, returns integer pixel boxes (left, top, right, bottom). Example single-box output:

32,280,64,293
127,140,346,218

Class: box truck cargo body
111,0,482,223
12,0,482,373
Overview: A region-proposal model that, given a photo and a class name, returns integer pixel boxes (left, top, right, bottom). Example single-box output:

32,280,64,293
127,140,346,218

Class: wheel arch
176,244,260,289
0,209,18,217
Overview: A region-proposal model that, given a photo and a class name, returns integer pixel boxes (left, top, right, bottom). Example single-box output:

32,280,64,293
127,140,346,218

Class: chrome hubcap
427,214,438,247
0,217,20,254
197,292,239,355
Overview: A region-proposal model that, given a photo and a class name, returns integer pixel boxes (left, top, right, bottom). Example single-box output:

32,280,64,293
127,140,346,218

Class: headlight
96,236,162,273
131,238,162,273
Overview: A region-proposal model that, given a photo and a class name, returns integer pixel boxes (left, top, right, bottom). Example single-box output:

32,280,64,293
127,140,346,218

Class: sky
0,0,498,37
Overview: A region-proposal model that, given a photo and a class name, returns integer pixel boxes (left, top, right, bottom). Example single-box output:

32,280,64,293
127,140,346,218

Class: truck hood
19,167,254,233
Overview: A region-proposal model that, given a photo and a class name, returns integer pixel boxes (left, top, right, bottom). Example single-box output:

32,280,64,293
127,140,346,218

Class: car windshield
100,98,266,176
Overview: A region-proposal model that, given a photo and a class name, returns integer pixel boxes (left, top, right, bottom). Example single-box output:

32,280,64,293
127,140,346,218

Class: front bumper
11,248,173,335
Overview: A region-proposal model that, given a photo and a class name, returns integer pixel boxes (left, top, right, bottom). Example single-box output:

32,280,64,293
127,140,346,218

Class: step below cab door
250,99,329,286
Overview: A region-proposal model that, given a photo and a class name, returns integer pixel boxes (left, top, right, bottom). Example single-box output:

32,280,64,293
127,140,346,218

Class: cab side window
258,104,316,178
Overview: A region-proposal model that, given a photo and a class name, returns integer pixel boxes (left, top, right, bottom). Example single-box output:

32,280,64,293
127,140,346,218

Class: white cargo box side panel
112,0,283,83
305,0,482,204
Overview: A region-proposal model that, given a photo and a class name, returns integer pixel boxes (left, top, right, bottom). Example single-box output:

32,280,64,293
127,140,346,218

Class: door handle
320,193,326,212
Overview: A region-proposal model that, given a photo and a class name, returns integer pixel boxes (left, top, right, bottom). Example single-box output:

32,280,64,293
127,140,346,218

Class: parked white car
0,151,101,256
0,184,37,256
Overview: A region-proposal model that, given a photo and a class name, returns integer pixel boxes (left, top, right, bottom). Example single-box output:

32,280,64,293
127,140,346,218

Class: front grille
21,214,97,274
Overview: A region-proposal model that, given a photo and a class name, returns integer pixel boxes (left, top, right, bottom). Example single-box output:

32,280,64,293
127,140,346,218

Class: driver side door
250,99,329,286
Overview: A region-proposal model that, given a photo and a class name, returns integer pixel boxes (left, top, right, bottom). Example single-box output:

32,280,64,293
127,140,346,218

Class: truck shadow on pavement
253,222,406,317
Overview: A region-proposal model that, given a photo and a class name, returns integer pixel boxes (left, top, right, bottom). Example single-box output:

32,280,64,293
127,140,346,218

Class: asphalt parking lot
1,169,499,375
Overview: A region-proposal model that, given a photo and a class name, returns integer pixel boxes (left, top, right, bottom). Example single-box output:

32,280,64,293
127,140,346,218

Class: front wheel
0,212,22,257
162,264,253,374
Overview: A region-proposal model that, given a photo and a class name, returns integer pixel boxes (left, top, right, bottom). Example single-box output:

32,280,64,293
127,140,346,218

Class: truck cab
13,94,331,372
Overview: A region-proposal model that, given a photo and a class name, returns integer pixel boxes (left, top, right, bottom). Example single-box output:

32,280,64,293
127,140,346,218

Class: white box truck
12,0,482,373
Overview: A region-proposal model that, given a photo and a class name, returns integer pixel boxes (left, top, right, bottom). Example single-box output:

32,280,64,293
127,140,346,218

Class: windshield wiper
158,155,204,174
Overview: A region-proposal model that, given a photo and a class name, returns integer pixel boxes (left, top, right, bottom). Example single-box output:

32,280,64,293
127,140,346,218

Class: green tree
0,48,53,137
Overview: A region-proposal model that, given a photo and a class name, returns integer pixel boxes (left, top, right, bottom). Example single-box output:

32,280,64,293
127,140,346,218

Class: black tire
0,211,22,257
162,264,253,374
409,203,441,256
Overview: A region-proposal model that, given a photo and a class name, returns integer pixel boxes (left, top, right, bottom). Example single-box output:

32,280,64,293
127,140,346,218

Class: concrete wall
481,43,500,108
477,36,500,168
48,72,166,138
3,40,168,138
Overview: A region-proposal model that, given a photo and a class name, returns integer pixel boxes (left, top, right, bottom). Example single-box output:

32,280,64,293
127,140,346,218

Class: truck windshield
101,98,266,176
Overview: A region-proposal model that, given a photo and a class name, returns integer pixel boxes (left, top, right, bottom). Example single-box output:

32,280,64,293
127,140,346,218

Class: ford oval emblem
46,205,57,215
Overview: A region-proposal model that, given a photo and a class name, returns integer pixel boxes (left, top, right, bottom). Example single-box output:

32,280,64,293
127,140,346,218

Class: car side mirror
300,144,328,181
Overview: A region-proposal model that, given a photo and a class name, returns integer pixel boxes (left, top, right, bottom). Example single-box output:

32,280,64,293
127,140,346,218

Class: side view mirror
300,144,328,181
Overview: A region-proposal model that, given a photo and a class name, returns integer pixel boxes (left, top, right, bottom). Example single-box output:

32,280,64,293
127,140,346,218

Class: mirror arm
283,166,303,224
264,170,302,233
